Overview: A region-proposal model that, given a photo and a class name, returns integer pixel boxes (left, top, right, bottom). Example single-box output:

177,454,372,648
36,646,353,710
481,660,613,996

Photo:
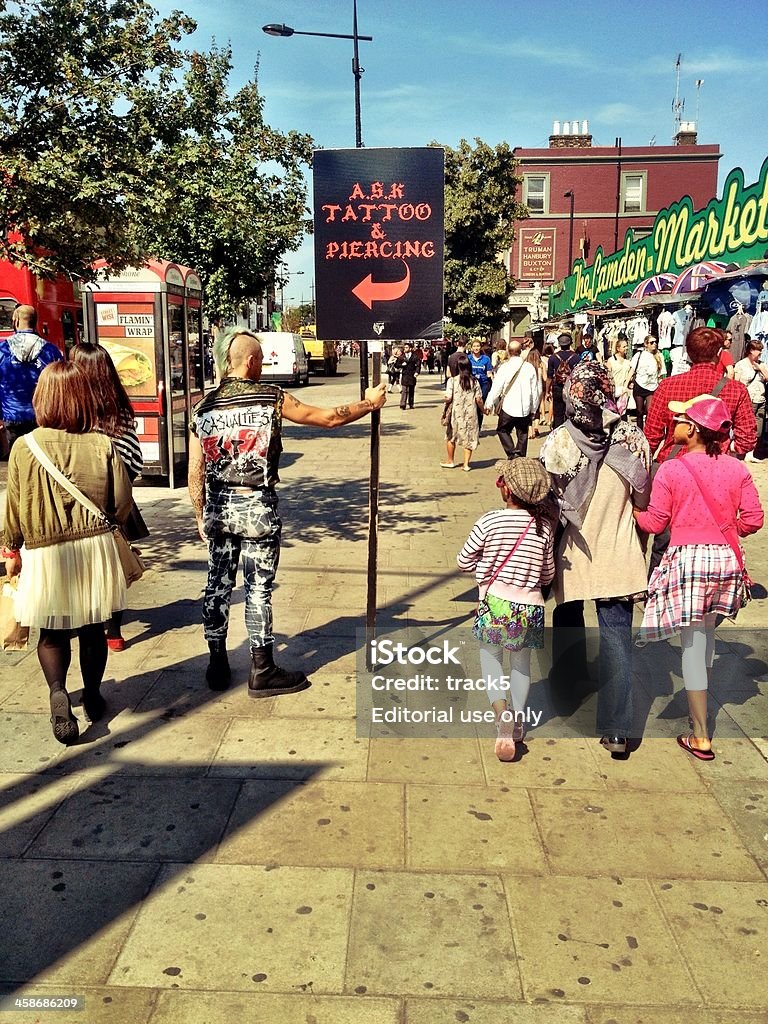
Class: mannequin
726,301,752,362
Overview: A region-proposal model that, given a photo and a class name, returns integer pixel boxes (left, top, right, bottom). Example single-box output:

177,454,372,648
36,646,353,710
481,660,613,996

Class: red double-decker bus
0,258,83,351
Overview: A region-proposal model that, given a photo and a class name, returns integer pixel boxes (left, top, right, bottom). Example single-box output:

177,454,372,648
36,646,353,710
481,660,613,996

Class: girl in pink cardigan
634,395,763,761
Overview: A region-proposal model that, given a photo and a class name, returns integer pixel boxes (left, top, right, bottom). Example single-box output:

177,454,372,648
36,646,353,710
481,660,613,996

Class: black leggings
633,384,654,429
38,624,107,694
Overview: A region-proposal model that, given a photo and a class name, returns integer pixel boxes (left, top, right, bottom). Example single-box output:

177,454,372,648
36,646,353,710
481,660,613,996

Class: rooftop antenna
649,135,656,146
672,53,685,133
695,78,704,133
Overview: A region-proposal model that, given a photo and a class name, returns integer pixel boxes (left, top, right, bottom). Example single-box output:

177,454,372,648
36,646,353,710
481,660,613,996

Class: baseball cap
668,394,732,433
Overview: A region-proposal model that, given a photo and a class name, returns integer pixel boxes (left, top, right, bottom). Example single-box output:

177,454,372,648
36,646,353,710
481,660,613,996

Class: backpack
553,353,574,386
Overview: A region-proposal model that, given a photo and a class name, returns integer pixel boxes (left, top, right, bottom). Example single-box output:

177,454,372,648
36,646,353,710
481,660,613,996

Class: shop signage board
551,157,768,315
313,147,444,340
518,227,556,280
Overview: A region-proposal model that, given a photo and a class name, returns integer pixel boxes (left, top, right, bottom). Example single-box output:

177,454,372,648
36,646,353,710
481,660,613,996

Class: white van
257,332,309,387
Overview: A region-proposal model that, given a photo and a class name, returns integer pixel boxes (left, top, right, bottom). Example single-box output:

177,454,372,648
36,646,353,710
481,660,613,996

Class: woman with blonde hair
629,335,665,429
3,362,132,744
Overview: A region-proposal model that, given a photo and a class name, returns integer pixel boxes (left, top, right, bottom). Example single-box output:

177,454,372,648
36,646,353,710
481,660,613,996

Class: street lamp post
263,0,372,149
564,190,575,273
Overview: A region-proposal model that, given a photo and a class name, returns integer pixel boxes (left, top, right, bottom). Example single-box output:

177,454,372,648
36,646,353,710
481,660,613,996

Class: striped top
457,508,555,607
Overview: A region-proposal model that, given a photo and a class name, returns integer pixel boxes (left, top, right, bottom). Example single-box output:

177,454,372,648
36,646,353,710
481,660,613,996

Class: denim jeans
594,598,634,736
552,598,634,736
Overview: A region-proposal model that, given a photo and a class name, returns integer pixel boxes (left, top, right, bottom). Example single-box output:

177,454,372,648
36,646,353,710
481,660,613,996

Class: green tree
0,0,196,277
134,45,313,321
436,138,526,336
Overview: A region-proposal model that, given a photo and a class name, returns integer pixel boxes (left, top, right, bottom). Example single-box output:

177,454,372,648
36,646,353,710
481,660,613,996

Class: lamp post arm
292,29,373,40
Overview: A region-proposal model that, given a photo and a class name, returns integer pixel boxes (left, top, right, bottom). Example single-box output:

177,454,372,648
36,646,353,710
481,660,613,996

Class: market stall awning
670,261,729,295
630,273,676,299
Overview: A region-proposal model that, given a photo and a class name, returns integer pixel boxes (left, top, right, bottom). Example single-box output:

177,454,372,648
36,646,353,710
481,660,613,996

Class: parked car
257,332,309,386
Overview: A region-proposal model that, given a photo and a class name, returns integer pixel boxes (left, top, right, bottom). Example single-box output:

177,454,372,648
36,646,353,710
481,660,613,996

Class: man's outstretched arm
282,384,387,427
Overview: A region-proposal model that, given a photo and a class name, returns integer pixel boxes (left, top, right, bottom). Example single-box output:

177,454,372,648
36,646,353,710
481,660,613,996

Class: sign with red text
313,147,444,340
518,227,557,281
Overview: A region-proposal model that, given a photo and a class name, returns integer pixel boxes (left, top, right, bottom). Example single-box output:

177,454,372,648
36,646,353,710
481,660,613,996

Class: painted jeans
202,488,281,649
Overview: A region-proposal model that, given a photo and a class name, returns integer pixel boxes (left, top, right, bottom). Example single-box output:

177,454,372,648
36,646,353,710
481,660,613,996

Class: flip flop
677,733,715,762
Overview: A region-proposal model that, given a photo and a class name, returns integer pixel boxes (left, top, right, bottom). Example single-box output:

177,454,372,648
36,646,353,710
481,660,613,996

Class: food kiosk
83,259,205,487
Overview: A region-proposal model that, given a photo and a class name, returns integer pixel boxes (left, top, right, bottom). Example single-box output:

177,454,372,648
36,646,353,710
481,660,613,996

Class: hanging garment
657,310,675,349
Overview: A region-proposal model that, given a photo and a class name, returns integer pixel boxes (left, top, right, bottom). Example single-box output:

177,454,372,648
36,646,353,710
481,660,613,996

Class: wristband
1,547,20,559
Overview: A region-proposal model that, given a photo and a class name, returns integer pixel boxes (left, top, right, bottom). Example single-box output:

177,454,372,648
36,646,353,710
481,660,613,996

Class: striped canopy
670,261,729,295
630,274,677,299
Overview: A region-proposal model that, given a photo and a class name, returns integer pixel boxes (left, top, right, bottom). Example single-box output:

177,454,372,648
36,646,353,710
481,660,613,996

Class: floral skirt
640,544,746,642
472,594,544,651
15,534,126,630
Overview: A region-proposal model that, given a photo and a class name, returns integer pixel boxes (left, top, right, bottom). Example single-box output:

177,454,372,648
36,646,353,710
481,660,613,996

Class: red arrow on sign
352,262,411,309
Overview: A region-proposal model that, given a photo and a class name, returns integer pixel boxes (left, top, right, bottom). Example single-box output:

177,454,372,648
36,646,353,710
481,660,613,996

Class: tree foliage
134,45,313,321
435,138,526,337
0,0,313,321
0,0,195,276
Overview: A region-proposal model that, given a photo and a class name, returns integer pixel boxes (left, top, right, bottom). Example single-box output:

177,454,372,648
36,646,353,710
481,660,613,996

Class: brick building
505,120,721,336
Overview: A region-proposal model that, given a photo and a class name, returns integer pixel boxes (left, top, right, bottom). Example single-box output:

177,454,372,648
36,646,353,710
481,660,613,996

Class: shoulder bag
677,458,752,602
24,434,144,587
441,378,453,426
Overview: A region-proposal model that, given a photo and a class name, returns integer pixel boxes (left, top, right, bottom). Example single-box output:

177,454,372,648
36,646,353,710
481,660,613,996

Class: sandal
677,733,715,762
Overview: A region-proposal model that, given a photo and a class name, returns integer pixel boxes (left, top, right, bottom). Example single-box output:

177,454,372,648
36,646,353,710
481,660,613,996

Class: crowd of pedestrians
457,327,764,764
0,319,763,769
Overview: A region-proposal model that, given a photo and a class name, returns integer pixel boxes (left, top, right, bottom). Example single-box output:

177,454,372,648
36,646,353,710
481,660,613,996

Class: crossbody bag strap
676,458,745,570
24,433,109,526
711,374,728,398
483,517,535,594
495,361,525,409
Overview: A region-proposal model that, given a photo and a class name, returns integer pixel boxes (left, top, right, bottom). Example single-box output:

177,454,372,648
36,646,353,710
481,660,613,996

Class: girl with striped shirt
458,459,555,761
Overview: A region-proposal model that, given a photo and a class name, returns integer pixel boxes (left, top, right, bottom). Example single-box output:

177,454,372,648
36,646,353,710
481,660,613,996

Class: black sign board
313,147,444,341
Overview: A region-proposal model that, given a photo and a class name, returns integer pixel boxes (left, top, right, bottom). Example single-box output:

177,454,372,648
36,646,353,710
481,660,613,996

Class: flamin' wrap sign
550,157,768,315
313,147,444,340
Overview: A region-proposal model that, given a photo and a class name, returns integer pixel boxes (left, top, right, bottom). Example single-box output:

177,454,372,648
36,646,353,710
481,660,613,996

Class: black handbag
124,500,150,542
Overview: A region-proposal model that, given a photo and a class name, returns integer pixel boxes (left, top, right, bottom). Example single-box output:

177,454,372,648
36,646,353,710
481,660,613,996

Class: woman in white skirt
634,395,763,761
2,361,132,744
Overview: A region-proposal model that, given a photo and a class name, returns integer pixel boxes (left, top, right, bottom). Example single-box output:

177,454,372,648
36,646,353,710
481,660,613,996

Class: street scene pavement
0,357,767,1023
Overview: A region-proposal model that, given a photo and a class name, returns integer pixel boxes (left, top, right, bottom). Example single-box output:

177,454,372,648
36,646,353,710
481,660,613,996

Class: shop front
550,157,768,320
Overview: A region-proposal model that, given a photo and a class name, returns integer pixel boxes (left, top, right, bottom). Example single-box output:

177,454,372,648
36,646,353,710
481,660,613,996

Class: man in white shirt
484,340,542,458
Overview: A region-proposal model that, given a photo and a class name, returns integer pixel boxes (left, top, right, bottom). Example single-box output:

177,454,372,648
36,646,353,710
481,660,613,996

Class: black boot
50,689,79,745
248,645,310,698
82,686,106,723
206,640,231,691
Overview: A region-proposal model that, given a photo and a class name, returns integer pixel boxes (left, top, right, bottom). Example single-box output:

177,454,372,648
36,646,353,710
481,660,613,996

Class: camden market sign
550,157,768,315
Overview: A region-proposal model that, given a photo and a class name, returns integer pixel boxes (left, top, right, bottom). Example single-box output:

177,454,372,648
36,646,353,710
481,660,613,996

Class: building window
630,226,652,243
523,174,548,215
621,172,646,213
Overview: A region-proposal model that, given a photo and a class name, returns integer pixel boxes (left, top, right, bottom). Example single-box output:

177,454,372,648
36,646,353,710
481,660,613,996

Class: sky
156,0,768,305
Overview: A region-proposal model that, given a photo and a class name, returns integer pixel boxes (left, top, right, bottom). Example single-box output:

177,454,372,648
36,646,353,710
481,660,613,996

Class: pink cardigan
635,451,764,545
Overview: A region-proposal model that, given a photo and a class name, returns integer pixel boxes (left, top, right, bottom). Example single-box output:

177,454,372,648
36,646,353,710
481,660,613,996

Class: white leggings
479,643,531,712
680,614,717,692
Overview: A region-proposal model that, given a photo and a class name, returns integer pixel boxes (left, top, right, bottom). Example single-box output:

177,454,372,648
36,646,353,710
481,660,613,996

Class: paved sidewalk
0,359,766,1023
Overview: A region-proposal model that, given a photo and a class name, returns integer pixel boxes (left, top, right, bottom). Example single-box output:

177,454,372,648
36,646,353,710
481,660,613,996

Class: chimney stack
674,120,698,145
549,117,593,148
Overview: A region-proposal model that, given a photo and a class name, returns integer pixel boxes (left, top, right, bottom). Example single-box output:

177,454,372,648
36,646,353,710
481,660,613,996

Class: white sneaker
745,452,763,463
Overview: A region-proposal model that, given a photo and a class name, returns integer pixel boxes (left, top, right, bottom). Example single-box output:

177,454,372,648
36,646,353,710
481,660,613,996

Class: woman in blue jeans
540,360,651,753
